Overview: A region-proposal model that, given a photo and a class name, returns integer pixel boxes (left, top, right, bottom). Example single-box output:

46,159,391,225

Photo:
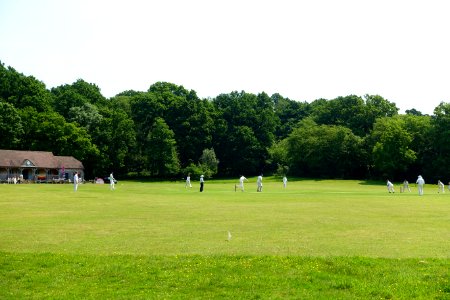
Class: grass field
1,178,449,299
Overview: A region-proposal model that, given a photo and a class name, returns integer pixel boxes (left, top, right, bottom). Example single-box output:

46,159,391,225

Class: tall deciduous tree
0,101,24,149
283,118,365,178
428,102,450,180
198,148,219,178
149,82,214,168
369,116,416,179
0,62,53,112
213,91,276,175
146,117,180,176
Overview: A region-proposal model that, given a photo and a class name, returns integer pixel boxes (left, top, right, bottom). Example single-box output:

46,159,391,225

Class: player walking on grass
416,175,425,195
73,172,79,192
185,173,192,188
283,176,287,189
257,174,263,192
200,175,204,192
110,172,115,190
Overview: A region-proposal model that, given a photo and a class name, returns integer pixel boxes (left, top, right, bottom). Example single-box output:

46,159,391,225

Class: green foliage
429,102,450,180
370,116,417,179
198,148,219,178
51,79,106,118
0,62,53,112
146,117,180,176
272,93,311,139
2,61,450,180
182,163,203,178
213,91,276,175
274,163,289,177
283,119,366,178
0,101,24,148
310,94,399,137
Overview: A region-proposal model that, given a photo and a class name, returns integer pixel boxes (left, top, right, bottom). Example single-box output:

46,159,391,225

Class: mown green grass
1,178,449,299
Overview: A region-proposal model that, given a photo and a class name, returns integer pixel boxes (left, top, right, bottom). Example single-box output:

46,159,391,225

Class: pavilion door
22,169,32,180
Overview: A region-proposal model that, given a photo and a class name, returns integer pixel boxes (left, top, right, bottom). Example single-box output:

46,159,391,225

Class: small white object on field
227,231,232,241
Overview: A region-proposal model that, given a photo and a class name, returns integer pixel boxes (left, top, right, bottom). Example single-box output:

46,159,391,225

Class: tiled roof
0,150,83,169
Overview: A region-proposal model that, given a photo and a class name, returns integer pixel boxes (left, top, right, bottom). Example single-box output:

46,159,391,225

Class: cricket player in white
402,180,411,192
438,180,445,193
73,172,79,192
185,173,192,188
387,180,395,193
416,175,425,195
110,172,115,190
283,176,287,189
257,174,263,192
239,175,248,192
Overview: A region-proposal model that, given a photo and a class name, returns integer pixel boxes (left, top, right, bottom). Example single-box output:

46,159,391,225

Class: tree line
1,61,449,182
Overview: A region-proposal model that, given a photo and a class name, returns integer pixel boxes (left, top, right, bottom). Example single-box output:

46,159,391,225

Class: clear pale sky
1,0,449,114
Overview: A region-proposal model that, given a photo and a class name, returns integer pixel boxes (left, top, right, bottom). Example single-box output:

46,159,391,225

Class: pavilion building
0,149,84,183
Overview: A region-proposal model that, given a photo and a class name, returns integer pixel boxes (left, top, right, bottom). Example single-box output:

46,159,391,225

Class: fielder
438,180,445,193
416,175,425,196
387,180,395,193
73,172,79,192
257,174,263,192
283,176,287,189
239,175,248,192
402,180,411,192
185,173,192,188
110,172,115,190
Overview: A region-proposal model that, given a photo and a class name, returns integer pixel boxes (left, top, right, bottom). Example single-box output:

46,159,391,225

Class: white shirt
257,176,263,185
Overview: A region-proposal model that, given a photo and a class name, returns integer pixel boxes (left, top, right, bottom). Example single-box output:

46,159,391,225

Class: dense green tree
401,114,433,178
146,117,180,176
369,116,416,179
405,108,423,116
428,102,450,181
51,79,106,118
198,148,219,178
106,108,136,174
149,82,215,167
310,94,398,137
0,62,53,112
213,91,276,175
311,95,366,136
281,118,365,178
272,93,310,139
363,94,399,133
0,101,24,149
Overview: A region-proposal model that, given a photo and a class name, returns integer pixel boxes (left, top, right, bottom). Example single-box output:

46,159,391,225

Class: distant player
239,175,248,192
402,180,411,192
283,176,287,189
200,175,204,192
438,180,445,193
387,180,395,193
416,175,425,196
73,172,79,192
257,174,263,192
110,172,115,190
185,173,192,188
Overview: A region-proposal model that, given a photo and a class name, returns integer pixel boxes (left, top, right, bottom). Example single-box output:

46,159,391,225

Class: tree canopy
1,61,449,181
